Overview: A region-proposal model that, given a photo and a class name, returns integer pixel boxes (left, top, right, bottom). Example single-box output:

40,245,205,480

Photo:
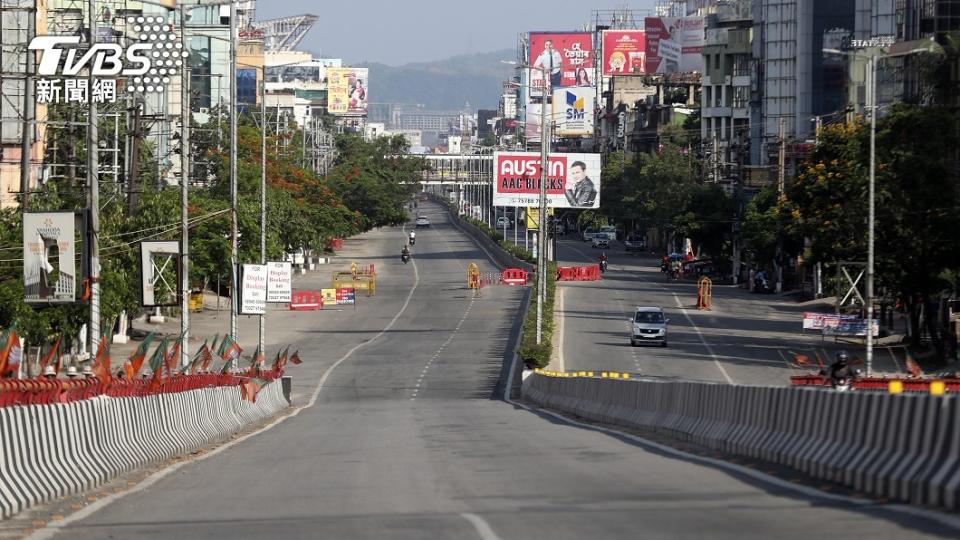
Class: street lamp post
824,40,941,376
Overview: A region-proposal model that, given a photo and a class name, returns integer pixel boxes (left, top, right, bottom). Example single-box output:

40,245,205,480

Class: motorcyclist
401,245,410,259
669,258,681,280
409,230,416,245
599,252,609,272
827,351,855,387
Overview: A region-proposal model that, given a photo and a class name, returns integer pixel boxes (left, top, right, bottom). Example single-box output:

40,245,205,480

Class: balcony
703,106,732,118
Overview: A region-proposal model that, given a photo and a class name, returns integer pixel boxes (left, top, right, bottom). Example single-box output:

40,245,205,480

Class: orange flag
91,335,111,388
39,335,63,374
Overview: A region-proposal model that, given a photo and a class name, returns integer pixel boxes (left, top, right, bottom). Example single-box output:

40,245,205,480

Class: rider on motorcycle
401,245,410,261
827,351,855,388
599,252,609,272
409,230,416,245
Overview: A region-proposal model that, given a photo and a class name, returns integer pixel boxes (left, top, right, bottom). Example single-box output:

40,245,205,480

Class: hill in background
360,49,516,111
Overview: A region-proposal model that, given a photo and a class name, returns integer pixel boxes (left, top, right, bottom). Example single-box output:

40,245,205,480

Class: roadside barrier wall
0,379,288,519
523,373,960,511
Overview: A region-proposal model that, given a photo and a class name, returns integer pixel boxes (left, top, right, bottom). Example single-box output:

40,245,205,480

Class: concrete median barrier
522,372,960,512
0,381,287,519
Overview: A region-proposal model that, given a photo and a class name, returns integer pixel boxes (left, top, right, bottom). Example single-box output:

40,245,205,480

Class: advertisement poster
23,212,76,303
336,288,356,305
602,30,647,76
528,32,593,96
644,17,705,73
140,240,180,307
327,67,368,116
320,288,337,306
267,261,292,303
240,264,267,315
493,152,601,209
524,102,543,143
552,87,595,136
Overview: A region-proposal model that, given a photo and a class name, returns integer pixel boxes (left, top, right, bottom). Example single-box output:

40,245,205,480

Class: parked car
592,236,610,249
630,306,669,347
599,226,618,241
496,216,512,229
581,227,600,241
624,235,646,252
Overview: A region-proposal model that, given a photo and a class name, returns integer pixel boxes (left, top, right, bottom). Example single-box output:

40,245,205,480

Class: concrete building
701,1,753,189
894,0,960,107
752,0,856,167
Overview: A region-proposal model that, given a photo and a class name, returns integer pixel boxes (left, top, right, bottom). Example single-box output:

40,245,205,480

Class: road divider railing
523,373,960,512
791,374,960,394
0,372,289,519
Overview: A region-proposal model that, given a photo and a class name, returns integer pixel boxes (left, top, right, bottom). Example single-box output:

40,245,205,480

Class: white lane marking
28,227,422,540
411,296,474,399
617,297,641,372
555,287,566,372
673,293,734,385
460,512,504,540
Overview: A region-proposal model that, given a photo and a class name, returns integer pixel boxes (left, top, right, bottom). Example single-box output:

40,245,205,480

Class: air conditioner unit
198,107,210,115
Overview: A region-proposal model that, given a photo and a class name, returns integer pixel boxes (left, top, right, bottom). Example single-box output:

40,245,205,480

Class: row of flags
0,328,301,402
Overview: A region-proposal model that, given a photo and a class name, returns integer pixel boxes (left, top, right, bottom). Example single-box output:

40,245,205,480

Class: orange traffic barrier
290,290,321,311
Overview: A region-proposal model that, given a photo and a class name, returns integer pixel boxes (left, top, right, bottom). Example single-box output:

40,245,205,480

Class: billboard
552,87,595,137
493,152,601,209
644,17,705,73
327,67,368,116
602,30,647,76
266,261,292,303
528,32,594,96
140,241,181,307
239,264,267,315
23,212,76,303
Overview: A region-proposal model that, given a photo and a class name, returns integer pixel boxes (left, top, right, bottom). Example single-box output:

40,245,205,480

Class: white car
592,237,610,248
415,216,431,228
496,216,512,229
630,307,669,347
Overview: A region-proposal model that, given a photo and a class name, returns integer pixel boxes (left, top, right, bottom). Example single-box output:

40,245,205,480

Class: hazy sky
258,1,658,66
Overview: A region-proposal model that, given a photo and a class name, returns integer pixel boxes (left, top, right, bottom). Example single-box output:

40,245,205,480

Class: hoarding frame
139,240,182,308
493,151,602,209
23,211,78,304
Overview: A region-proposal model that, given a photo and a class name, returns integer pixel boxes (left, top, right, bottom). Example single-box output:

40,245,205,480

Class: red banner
601,30,647,76
529,32,593,93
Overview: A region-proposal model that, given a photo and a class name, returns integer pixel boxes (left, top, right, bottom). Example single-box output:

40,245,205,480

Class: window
635,312,665,323
189,36,211,109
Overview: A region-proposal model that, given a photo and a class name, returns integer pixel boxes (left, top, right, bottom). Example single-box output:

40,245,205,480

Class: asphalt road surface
38,203,954,539
552,237,903,386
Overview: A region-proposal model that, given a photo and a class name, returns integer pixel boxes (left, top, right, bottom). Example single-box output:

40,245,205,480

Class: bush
518,262,557,369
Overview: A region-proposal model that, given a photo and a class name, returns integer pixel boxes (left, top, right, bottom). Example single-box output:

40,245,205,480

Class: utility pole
536,66,549,345
259,77,266,359
127,102,141,214
865,56,877,376
229,0,238,340
19,3,35,210
179,6,191,367
88,0,101,352
775,117,786,294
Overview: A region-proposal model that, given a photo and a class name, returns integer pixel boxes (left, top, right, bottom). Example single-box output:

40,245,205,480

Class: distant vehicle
581,227,600,242
415,216,431,228
624,235,646,252
592,237,610,249
496,216,512,229
630,307,668,347
599,226,617,241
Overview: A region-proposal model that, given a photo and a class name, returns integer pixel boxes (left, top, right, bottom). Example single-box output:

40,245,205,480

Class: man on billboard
533,39,563,88
564,161,597,208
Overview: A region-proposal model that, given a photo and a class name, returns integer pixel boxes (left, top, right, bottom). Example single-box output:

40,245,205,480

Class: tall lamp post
502,61,552,344
823,39,941,376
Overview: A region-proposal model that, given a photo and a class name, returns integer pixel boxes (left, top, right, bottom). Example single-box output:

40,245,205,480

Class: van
629,307,669,347
599,226,617,241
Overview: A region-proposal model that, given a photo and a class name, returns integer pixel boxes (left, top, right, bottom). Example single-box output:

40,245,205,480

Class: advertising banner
524,102,543,143
528,32,594,96
803,312,879,337
267,261,292,303
336,288,356,305
23,212,76,303
327,67,368,116
140,240,181,307
493,152,601,209
552,87,595,136
644,17,705,73
601,30,647,76
240,264,267,315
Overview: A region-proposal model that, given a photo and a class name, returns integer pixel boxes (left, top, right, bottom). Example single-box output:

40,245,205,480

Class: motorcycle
409,236,416,246
599,259,608,273
753,276,773,294
401,250,410,264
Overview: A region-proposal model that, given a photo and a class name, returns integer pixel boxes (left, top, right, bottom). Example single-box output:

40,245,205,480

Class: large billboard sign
327,67,368,116
644,17,705,73
493,152,601,209
552,87,595,136
23,212,76,303
528,32,593,96
602,30,647,76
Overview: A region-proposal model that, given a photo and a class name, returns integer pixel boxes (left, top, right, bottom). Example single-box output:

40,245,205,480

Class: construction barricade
556,264,601,282
333,261,377,296
501,268,528,285
290,290,322,311
697,276,713,310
